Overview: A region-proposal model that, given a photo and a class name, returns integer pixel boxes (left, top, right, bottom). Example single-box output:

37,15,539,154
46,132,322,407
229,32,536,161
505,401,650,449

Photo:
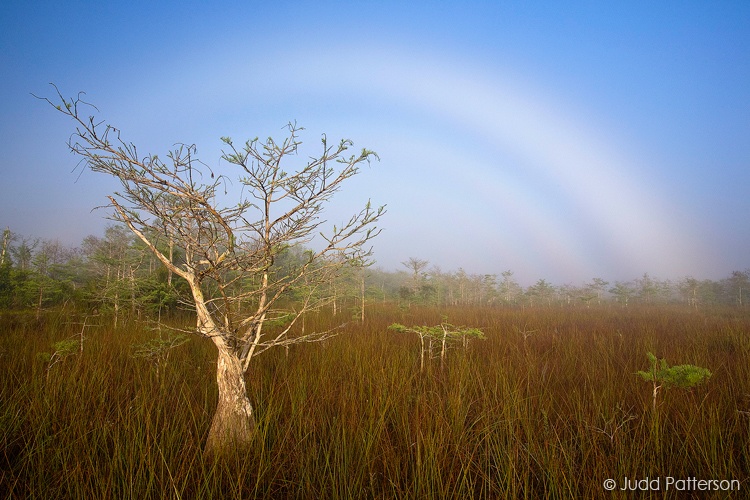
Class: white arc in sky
259,46,705,280
120,43,709,282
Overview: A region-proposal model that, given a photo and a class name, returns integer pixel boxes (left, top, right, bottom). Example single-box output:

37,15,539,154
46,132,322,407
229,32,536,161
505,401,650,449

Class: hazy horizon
2,2,749,286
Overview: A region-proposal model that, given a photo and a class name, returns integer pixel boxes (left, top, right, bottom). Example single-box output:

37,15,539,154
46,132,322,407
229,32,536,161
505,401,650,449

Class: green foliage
0,263,12,308
132,333,190,378
1,224,749,313
666,363,713,388
389,320,485,372
388,322,485,341
38,338,80,374
637,351,711,414
51,339,80,356
388,322,418,334
636,351,712,389
263,312,295,328
131,334,189,363
139,278,180,314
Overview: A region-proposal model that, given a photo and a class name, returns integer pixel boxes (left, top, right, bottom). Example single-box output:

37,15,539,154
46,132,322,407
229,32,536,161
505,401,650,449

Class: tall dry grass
1,304,749,498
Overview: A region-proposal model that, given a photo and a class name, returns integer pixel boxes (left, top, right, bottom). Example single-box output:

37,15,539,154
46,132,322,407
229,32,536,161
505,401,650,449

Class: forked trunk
204,348,255,457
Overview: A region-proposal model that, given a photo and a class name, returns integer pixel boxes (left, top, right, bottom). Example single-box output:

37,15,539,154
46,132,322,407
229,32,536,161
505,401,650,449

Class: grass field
1,304,749,498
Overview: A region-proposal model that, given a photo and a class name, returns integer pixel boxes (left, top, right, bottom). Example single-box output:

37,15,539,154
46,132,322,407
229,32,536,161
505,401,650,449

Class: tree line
392,258,749,309
2,226,747,320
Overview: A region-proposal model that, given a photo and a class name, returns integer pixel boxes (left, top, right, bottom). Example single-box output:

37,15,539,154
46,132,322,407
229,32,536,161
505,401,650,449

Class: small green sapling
636,351,711,410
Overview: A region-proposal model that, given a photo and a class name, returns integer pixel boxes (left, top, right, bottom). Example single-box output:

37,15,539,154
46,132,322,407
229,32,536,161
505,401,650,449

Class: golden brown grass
1,304,749,498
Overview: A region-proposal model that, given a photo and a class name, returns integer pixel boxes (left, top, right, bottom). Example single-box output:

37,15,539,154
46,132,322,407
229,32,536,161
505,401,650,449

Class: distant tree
679,277,701,308
610,281,635,306
43,88,384,457
724,270,750,306
527,279,555,307
0,227,12,267
426,265,448,304
402,257,428,289
576,283,597,308
454,267,468,305
355,261,369,322
556,283,580,306
499,270,522,305
10,236,36,272
0,229,14,308
81,225,155,325
0,257,11,310
401,257,429,305
0,237,81,314
366,267,393,304
697,278,721,305
31,240,63,318
480,274,498,305
326,254,373,322
636,273,659,303
587,277,609,305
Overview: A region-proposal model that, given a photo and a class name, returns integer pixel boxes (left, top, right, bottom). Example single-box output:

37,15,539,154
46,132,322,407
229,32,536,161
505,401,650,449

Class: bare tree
402,257,428,286
40,87,385,457
401,257,429,304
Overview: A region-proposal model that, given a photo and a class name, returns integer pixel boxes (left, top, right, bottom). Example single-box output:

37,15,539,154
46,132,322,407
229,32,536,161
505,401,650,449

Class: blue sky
1,1,749,285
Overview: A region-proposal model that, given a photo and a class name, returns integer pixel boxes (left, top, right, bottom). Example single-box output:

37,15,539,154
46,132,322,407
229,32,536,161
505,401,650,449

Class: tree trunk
419,334,426,373
0,227,9,266
114,266,121,328
440,327,447,369
360,274,365,323
36,285,43,321
204,348,255,458
129,265,136,318
167,236,173,287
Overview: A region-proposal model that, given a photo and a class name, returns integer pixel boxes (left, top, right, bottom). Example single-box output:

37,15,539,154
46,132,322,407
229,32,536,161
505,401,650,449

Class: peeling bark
204,349,255,457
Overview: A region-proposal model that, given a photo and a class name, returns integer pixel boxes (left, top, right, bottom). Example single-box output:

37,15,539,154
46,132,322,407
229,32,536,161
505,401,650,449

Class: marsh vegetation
2,303,749,498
